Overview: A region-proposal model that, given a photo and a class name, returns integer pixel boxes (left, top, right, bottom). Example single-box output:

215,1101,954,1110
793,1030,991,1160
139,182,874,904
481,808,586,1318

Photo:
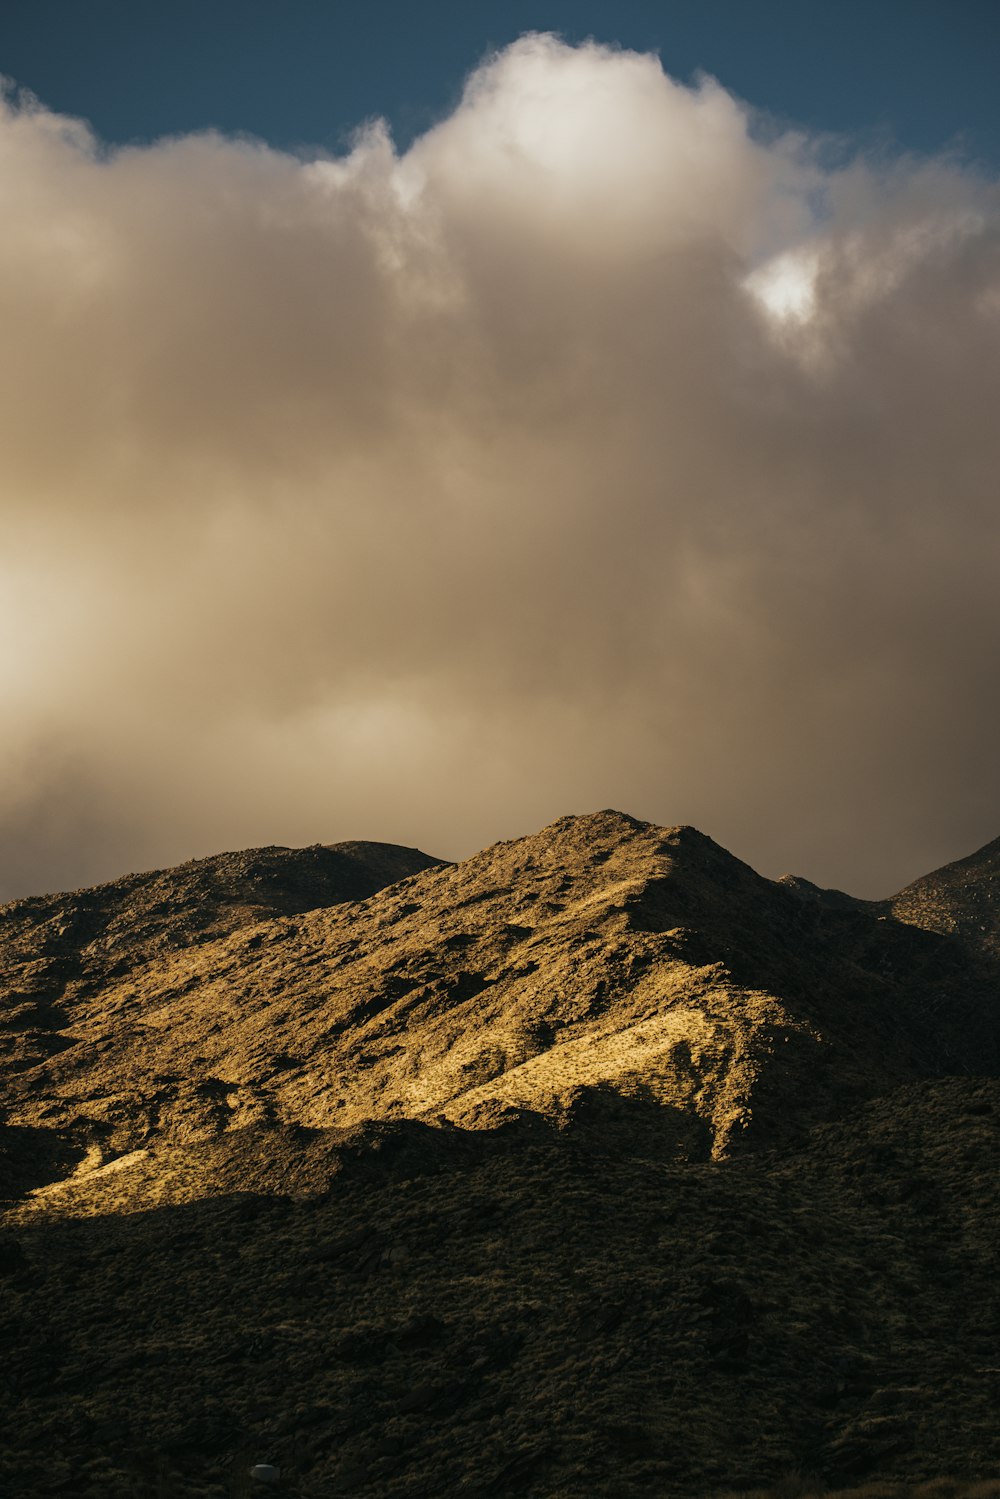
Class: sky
1,5,999,901
2,1,1000,166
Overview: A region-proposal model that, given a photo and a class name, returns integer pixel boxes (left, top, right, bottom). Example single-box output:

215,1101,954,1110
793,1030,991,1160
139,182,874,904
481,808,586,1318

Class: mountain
781,834,1000,962
887,834,1000,959
0,837,445,992
1,812,998,1498
0,838,443,1123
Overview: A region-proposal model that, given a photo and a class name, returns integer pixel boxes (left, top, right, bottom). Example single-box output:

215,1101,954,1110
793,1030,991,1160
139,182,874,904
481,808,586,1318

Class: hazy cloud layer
2,35,999,900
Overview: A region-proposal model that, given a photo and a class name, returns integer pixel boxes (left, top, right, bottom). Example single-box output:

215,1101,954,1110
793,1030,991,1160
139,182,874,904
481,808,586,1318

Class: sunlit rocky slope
1,813,998,1497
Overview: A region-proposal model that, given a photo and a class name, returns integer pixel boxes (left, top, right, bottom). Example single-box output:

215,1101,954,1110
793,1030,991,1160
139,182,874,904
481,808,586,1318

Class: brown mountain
887,834,1000,959
1,812,998,1498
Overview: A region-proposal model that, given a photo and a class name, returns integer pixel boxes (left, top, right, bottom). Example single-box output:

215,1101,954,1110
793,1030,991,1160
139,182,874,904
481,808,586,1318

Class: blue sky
1,0,998,164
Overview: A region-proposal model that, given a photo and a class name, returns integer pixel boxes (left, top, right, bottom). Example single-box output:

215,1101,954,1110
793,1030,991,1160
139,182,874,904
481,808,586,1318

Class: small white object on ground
249,1464,281,1485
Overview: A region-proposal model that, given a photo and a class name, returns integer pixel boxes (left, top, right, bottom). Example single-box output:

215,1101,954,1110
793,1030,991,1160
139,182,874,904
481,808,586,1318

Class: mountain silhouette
1,813,998,1496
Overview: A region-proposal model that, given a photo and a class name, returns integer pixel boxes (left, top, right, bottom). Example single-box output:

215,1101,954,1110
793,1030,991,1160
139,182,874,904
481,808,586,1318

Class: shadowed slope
1,1079,997,1498
780,834,1000,962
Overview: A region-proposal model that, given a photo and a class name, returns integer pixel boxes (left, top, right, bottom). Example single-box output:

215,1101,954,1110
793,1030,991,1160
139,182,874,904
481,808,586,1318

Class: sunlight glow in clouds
746,249,819,321
1,35,999,900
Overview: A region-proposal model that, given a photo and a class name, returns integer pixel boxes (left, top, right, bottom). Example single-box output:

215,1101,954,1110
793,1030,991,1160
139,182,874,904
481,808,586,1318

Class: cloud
1,34,999,900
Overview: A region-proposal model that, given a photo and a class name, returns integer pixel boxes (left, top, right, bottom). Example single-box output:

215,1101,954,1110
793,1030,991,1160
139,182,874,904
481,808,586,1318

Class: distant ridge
780,830,1000,959
888,833,1000,957
774,872,881,914
0,836,444,993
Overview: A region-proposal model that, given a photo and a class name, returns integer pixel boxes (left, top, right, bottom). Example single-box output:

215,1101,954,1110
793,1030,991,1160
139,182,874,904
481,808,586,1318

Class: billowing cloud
1,34,999,901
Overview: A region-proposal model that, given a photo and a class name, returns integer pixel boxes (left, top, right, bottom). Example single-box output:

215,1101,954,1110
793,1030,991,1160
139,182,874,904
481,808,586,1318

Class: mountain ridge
2,810,999,1496
2,809,997,1208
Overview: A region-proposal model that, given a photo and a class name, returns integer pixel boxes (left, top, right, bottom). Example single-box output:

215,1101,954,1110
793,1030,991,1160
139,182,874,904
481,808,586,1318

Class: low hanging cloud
2,33,999,901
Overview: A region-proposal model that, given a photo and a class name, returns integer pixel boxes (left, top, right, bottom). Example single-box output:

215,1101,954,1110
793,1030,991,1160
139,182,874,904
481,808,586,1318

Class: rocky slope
887,835,1000,960
0,837,443,1196
1,812,999,1497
